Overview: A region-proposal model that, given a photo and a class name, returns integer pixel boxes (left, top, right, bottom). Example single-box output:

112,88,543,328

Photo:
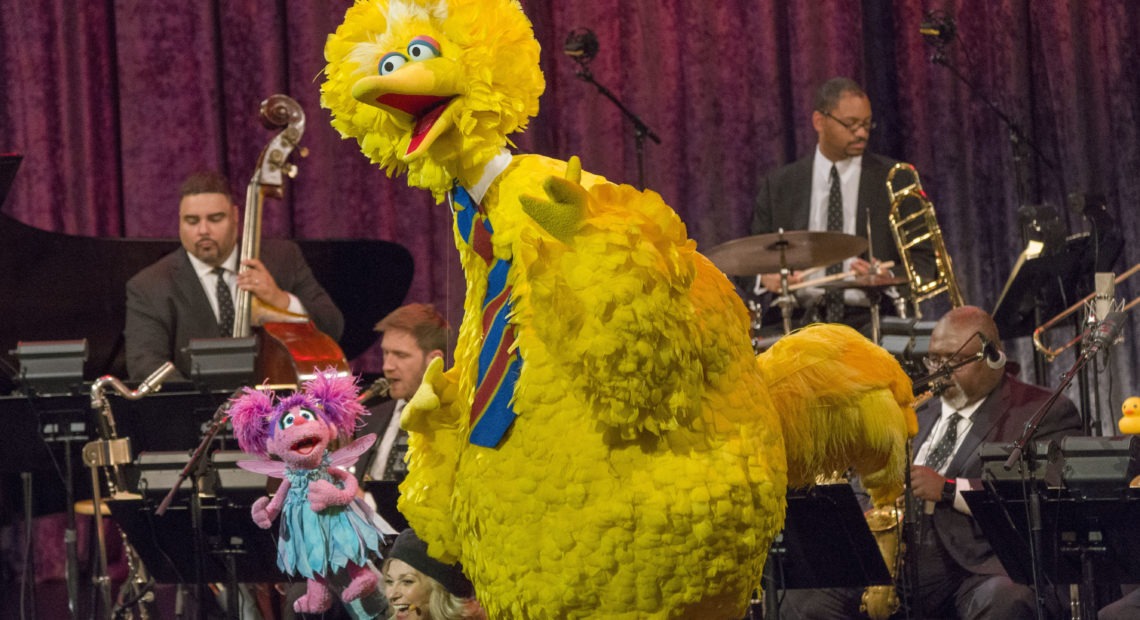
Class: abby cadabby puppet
230,371,396,615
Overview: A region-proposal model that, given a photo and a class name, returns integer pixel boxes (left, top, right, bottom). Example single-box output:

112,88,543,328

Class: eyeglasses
821,110,876,134
922,353,979,371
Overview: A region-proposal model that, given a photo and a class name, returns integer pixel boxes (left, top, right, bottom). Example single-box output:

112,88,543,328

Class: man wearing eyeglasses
749,77,931,332
780,305,1082,619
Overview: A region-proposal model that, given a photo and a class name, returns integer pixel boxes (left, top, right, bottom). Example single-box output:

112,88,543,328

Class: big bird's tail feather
757,323,917,507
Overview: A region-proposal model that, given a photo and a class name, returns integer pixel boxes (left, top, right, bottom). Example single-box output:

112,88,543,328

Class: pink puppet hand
308,479,349,512
251,496,274,529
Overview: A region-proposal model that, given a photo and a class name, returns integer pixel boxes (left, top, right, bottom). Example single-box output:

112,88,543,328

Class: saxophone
861,502,903,619
84,361,175,619
861,391,935,619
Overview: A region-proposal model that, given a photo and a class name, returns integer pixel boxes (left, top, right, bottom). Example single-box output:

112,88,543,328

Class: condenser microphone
1094,271,1116,321
357,376,392,405
1082,312,1127,358
976,333,1006,370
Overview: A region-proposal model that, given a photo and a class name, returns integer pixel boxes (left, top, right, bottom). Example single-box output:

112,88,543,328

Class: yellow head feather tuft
321,0,544,200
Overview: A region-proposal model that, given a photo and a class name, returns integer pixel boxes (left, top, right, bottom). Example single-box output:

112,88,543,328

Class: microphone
1094,271,1116,322
563,28,599,61
919,11,956,45
137,361,177,397
1082,312,1127,358
976,333,1007,370
357,376,391,405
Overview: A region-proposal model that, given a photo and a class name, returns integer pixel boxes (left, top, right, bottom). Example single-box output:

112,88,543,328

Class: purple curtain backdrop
2,0,1139,430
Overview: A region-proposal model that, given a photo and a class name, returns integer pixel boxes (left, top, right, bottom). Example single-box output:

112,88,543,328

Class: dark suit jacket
124,239,344,380
914,372,1083,575
751,151,904,267
354,399,398,478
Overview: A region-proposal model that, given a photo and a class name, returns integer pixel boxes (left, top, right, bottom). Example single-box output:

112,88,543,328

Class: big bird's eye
406,36,441,61
378,52,408,76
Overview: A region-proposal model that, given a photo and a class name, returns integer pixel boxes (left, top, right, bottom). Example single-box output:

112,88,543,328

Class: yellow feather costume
322,1,916,617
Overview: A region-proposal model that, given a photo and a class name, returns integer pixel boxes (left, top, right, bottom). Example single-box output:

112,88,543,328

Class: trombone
1032,263,1140,361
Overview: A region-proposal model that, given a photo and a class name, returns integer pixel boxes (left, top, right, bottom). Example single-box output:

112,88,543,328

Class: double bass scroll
237,94,348,383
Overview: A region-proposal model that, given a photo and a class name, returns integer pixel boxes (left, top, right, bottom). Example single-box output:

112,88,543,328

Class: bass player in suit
124,171,343,381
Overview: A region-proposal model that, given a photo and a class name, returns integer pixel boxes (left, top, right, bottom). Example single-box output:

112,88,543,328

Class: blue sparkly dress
276,453,385,578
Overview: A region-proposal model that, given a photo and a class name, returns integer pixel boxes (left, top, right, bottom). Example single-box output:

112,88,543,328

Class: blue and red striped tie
451,185,521,447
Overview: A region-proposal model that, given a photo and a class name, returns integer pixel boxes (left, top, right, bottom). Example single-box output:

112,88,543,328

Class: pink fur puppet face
267,397,338,469
229,371,367,469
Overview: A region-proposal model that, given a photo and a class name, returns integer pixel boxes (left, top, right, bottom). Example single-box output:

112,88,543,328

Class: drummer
749,77,932,333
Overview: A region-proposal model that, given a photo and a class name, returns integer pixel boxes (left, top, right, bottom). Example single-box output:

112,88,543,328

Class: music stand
112,388,236,453
764,484,890,617
108,495,282,582
967,436,1140,615
993,235,1105,340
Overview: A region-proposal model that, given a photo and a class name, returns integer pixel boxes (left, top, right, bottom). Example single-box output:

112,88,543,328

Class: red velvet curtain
2,0,1139,427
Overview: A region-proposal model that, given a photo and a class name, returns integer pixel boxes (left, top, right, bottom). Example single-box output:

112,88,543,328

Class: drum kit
704,229,908,343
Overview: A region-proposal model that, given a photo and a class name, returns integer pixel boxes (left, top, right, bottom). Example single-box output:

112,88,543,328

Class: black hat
388,529,475,598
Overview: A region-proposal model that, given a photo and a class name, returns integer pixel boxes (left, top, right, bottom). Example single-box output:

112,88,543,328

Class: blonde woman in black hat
383,529,486,620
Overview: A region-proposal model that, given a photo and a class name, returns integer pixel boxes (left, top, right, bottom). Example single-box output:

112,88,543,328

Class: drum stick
787,260,895,292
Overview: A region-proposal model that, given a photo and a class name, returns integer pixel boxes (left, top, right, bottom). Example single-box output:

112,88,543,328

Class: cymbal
816,274,910,290
703,231,869,275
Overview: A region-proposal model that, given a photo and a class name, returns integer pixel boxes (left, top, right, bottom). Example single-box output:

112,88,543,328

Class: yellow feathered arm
757,323,918,507
509,156,708,441
398,356,465,563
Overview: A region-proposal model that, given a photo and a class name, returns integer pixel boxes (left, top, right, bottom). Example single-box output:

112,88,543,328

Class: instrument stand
771,229,798,335
570,58,661,190
20,472,38,620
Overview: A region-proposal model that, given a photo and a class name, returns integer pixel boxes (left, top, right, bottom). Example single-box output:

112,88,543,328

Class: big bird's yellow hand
519,156,587,243
402,356,460,433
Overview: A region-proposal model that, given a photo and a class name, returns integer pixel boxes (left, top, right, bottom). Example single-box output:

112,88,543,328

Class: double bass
237,94,349,383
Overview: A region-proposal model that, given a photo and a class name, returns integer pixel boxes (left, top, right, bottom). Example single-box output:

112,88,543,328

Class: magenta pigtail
228,387,277,457
304,370,368,436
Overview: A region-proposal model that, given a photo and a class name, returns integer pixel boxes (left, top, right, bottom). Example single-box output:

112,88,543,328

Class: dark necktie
824,165,845,322
383,429,409,482
924,412,963,472
214,266,234,336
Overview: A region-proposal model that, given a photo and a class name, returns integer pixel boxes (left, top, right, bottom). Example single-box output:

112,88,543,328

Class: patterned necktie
924,412,963,472
383,429,409,482
451,185,521,448
823,165,845,322
214,267,234,336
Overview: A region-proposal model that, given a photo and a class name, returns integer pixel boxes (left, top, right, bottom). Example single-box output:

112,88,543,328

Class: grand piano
0,153,414,520
0,154,415,390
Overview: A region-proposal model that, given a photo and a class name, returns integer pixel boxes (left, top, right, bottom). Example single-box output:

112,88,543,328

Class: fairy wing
236,458,288,478
330,434,377,469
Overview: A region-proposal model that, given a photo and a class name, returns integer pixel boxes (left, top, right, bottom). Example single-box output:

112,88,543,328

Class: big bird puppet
321,1,918,618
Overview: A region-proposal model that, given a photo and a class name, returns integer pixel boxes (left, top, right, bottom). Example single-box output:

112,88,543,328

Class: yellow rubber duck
1119,396,1140,434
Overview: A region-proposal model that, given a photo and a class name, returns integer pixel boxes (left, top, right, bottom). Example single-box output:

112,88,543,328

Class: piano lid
0,154,21,208
0,157,413,388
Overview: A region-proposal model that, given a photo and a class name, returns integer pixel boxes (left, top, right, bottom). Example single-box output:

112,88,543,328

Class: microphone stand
926,33,1074,394
1002,345,1098,620
569,58,661,190
156,392,239,620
